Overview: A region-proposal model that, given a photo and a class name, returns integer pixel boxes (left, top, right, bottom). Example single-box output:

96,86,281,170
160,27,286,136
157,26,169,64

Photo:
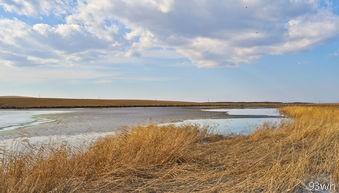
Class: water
0,107,283,137
167,117,283,135
0,107,228,153
201,108,280,116
0,107,284,154
0,131,116,154
0,110,68,131
166,108,284,135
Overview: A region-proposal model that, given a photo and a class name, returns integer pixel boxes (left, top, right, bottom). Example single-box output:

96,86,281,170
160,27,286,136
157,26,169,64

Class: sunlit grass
1,106,338,192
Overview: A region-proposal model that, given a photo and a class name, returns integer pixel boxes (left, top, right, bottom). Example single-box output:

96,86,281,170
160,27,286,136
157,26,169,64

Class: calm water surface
166,108,285,135
0,107,284,138
0,107,286,153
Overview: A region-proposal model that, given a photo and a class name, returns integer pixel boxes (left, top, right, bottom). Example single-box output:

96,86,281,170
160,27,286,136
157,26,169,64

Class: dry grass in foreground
1,106,338,192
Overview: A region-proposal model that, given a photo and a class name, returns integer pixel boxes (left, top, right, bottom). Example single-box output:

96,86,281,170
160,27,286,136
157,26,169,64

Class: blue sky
0,0,339,102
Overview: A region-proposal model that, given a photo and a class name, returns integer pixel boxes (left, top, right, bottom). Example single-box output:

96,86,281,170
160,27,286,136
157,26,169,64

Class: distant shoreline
0,97,337,109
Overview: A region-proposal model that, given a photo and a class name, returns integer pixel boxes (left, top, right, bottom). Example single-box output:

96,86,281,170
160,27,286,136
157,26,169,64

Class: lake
0,107,228,139
0,107,284,136
0,107,285,153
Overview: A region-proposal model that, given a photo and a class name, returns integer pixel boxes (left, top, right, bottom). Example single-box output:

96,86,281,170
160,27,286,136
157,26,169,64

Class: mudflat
0,107,230,140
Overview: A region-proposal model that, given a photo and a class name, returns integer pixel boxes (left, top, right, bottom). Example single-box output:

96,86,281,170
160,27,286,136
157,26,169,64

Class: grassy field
0,97,315,109
1,106,338,192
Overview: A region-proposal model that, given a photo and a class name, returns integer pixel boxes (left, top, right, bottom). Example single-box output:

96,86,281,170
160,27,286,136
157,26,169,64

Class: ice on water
0,110,66,131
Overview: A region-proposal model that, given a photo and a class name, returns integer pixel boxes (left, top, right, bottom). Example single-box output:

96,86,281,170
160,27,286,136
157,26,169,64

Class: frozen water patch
0,110,71,131
0,131,115,155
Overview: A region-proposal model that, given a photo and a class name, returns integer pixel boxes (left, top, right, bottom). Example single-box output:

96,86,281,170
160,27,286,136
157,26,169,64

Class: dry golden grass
1,106,338,192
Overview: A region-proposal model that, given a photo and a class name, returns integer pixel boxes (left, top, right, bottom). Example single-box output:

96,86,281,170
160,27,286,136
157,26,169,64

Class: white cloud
0,59,15,67
0,0,74,17
0,18,134,68
0,0,339,68
64,0,339,67
0,64,111,83
330,49,339,56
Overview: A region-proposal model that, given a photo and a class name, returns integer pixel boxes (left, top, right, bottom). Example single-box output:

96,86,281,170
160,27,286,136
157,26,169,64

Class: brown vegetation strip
0,106,338,192
0,97,319,109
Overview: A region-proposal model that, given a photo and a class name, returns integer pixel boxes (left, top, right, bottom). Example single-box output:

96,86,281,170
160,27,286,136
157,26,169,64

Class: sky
0,0,338,102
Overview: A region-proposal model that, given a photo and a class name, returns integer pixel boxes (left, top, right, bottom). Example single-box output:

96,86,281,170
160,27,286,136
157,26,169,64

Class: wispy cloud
329,49,339,56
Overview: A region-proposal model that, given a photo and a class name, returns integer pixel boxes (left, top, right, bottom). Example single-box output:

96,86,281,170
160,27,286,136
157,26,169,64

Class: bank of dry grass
1,106,338,192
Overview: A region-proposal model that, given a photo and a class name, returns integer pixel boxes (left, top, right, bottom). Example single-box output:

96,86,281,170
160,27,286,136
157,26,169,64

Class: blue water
166,108,285,135
201,108,280,116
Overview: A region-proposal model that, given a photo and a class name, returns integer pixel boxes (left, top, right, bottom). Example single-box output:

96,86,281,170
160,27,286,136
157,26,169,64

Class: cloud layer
1,0,339,68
